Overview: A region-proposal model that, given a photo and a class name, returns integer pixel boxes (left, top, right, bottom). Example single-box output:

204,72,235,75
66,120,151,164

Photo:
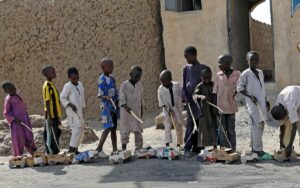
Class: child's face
184,53,197,64
130,70,142,84
248,54,259,69
69,74,79,85
46,67,57,79
160,77,172,87
218,59,231,71
5,86,16,96
102,63,114,75
202,74,212,85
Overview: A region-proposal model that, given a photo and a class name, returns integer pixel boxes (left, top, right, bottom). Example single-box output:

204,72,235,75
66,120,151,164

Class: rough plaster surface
160,0,229,83
0,0,164,118
272,0,300,89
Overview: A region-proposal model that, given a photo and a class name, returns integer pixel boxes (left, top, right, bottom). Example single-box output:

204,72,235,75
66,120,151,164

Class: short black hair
131,65,142,73
246,51,259,61
42,65,54,77
160,70,172,81
202,67,212,76
271,104,287,121
184,46,197,56
67,67,79,77
218,54,233,64
1,80,15,90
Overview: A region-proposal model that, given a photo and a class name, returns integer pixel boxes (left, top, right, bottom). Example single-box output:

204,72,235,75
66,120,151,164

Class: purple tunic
182,62,209,119
3,94,36,156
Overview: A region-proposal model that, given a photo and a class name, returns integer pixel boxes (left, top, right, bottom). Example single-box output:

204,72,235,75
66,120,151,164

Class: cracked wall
0,0,164,119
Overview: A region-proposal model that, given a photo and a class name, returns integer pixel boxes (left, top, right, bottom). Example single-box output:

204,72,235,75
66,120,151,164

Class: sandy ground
0,107,300,188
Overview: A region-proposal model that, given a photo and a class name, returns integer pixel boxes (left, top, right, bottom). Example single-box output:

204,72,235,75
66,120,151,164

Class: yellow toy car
47,153,72,166
9,156,26,169
33,152,47,166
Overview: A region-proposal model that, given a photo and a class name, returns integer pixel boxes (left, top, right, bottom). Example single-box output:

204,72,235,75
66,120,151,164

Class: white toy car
109,150,132,164
134,146,156,159
156,147,180,160
241,151,258,164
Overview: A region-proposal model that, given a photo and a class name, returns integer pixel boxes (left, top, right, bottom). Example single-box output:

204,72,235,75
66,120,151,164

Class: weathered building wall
0,0,164,118
250,18,274,78
160,0,229,82
229,0,250,71
272,0,300,88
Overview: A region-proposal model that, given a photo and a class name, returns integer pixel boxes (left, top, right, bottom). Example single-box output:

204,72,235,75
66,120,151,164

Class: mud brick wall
0,0,164,119
250,18,274,71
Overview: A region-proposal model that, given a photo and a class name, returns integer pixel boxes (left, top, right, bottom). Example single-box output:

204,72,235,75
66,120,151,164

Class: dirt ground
0,107,300,188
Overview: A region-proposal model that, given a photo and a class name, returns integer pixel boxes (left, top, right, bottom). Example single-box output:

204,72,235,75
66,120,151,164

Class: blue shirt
98,74,118,129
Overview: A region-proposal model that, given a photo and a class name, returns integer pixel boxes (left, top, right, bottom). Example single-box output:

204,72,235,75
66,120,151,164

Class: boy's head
159,70,172,87
1,81,16,96
201,68,212,85
101,58,114,75
42,65,56,80
184,46,197,64
130,66,143,84
218,54,233,71
68,67,79,85
246,51,259,69
271,104,288,121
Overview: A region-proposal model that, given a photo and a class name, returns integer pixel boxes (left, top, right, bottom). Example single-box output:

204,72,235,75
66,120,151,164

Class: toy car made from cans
72,150,95,164
47,153,74,166
156,147,180,160
134,146,156,159
9,156,26,169
109,150,132,164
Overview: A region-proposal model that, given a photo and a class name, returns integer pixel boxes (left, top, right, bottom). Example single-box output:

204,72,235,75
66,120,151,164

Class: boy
271,86,300,157
42,65,62,155
237,51,270,157
157,70,183,149
119,66,144,151
95,58,118,158
213,54,241,151
182,46,209,157
60,67,85,154
2,81,37,156
194,68,218,148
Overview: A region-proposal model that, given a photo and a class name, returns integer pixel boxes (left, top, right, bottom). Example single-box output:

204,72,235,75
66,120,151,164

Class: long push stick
129,110,144,124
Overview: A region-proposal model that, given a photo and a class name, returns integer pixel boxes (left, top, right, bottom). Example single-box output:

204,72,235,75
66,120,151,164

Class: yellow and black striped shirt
43,81,62,118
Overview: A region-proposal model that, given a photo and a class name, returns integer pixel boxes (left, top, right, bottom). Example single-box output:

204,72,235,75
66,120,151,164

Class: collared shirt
275,86,300,124
43,81,62,118
213,69,240,114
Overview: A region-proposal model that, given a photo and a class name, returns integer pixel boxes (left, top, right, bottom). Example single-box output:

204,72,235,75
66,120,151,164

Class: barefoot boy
237,51,270,157
182,46,209,157
95,58,118,158
271,86,300,157
158,70,183,149
2,81,37,156
119,66,144,151
60,67,85,154
42,65,62,154
213,54,240,151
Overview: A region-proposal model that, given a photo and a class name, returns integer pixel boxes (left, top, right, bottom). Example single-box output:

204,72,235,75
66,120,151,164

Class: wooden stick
187,103,197,133
20,122,33,134
109,98,117,110
206,101,224,114
129,111,144,124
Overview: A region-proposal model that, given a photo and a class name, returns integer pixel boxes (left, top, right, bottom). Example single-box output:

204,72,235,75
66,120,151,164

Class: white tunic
119,80,144,133
237,68,267,124
60,81,85,127
275,86,300,124
157,82,183,118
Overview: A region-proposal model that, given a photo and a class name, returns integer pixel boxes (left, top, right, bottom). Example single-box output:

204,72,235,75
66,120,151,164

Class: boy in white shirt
60,67,85,154
157,70,183,149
